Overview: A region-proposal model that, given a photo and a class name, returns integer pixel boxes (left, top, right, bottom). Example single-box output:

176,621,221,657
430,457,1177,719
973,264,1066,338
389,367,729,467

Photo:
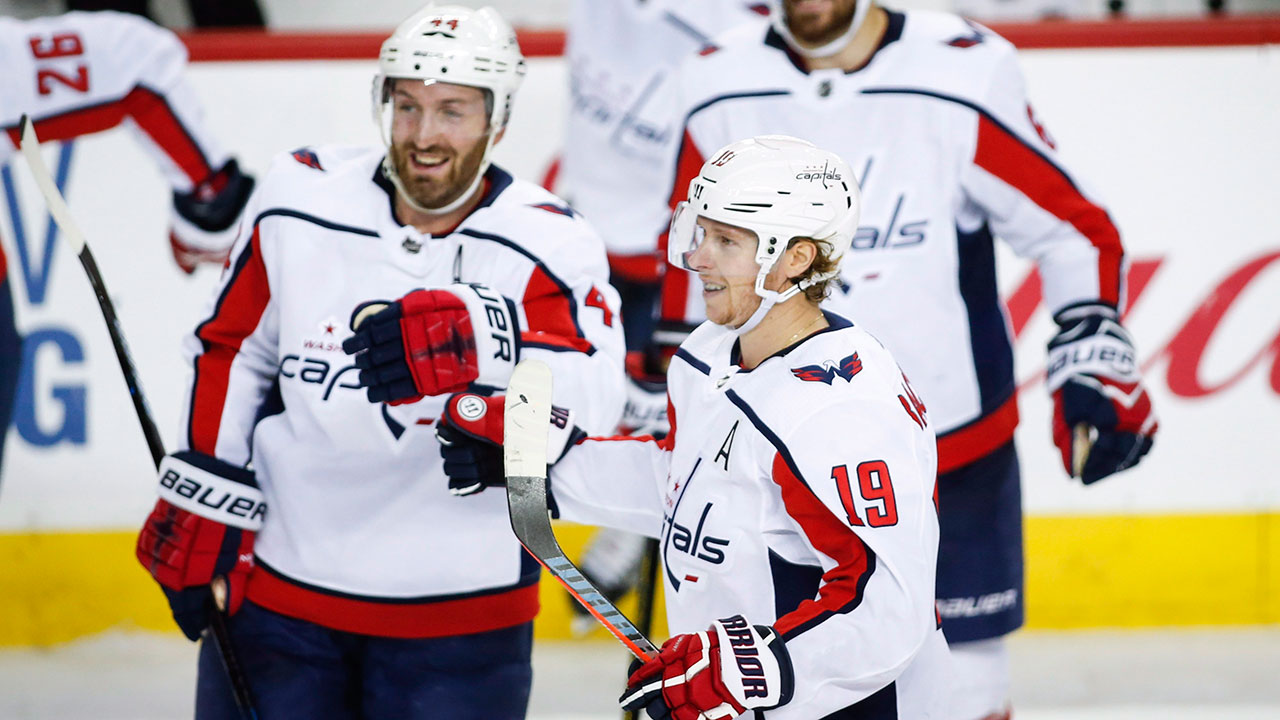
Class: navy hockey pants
196,601,533,720
935,440,1025,644
0,277,20,483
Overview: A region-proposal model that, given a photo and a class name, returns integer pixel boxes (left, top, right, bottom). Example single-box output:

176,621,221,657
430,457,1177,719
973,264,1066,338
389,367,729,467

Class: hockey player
134,5,625,718
439,135,951,718
1,11,255,274
555,0,772,641
0,11,253,479
628,1,1160,717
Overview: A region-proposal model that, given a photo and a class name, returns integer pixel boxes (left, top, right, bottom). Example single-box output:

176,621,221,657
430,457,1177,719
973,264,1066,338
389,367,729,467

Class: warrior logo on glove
620,616,795,720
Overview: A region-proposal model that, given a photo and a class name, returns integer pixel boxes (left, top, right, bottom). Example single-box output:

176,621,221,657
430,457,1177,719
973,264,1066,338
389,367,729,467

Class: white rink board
1,47,1277,532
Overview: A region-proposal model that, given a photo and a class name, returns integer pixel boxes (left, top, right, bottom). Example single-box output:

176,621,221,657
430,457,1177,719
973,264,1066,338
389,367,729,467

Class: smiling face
686,217,770,328
386,79,492,210
784,0,859,46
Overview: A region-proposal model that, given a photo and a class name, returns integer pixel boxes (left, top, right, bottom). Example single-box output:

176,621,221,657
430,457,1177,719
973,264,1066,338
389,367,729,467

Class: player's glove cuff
170,159,255,252
439,284,521,390
1046,302,1138,391
156,451,266,531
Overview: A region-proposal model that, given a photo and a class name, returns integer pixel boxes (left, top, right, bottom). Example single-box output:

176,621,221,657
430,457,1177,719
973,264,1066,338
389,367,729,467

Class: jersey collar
728,309,853,370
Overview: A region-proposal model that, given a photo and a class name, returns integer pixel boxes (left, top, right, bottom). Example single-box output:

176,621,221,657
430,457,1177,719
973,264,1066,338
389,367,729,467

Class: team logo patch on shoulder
291,148,323,171
947,21,986,48
530,202,575,218
791,352,862,384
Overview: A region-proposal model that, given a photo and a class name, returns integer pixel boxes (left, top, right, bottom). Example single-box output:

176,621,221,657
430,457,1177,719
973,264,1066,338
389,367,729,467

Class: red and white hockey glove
136,452,265,641
620,616,794,720
342,284,521,405
169,158,255,274
436,392,583,496
1047,303,1158,484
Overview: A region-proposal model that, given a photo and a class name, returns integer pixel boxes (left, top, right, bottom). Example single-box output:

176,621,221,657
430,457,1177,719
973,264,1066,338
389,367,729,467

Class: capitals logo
791,352,862,384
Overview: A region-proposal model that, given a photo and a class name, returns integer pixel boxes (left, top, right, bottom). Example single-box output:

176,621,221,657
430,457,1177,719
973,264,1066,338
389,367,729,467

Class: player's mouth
409,150,452,177
701,279,727,296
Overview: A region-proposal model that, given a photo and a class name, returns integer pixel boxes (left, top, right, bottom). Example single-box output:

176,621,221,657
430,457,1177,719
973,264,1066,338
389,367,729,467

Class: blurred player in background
626,1,1160,717
134,4,624,718
0,10,254,480
441,135,951,718
553,0,771,641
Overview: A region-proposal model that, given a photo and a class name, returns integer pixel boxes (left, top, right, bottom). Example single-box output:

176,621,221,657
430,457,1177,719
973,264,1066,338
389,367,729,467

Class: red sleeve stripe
453,228,594,354
522,263,590,346
770,451,877,639
720,388,874,639
7,86,215,186
126,86,216,186
861,87,1124,306
188,226,270,454
973,114,1123,305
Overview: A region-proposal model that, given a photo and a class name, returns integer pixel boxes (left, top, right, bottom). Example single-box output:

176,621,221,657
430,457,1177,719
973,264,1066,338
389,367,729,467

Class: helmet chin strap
382,129,499,217
773,0,871,59
727,265,804,337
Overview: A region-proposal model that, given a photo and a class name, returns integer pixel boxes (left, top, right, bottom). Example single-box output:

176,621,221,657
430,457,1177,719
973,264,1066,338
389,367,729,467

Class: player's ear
783,238,817,280
493,126,507,145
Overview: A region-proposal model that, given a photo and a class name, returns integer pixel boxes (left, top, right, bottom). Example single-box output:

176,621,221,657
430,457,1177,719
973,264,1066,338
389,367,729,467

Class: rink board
1,33,1278,646
2,513,1278,647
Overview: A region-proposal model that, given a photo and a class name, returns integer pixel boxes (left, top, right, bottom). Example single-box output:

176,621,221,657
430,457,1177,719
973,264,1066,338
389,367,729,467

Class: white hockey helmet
768,0,872,59
372,4,527,214
668,135,860,331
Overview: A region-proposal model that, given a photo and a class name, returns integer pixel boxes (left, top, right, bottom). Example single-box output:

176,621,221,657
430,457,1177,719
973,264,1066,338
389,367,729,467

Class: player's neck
738,297,827,370
394,181,487,236
801,6,889,73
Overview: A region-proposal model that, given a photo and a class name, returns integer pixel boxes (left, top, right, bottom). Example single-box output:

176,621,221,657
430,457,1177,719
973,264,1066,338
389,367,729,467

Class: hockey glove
136,452,265,641
436,392,584,496
619,350,670,437
343,284,521,405
169,158,255,274
620,616,795,720
1047,303,1158,484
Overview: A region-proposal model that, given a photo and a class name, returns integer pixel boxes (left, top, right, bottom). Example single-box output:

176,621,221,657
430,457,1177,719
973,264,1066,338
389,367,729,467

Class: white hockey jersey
0,11,232,192
552,313,950,718
556,0,767,271
180,145,625,638
644,11,1127,473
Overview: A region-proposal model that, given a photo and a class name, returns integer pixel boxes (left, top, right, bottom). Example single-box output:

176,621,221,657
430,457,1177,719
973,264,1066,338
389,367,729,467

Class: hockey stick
623,537,662,720
504,359,658,662
18,116,259,720
1071,423,1093,478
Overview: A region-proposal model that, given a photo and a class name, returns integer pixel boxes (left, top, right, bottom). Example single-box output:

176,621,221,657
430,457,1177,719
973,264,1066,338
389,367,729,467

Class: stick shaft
18,116,258,720
505,360,658,661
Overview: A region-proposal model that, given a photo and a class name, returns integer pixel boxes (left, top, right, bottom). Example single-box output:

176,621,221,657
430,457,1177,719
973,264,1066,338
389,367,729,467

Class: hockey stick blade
18,116,259,720
504,360,658,662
